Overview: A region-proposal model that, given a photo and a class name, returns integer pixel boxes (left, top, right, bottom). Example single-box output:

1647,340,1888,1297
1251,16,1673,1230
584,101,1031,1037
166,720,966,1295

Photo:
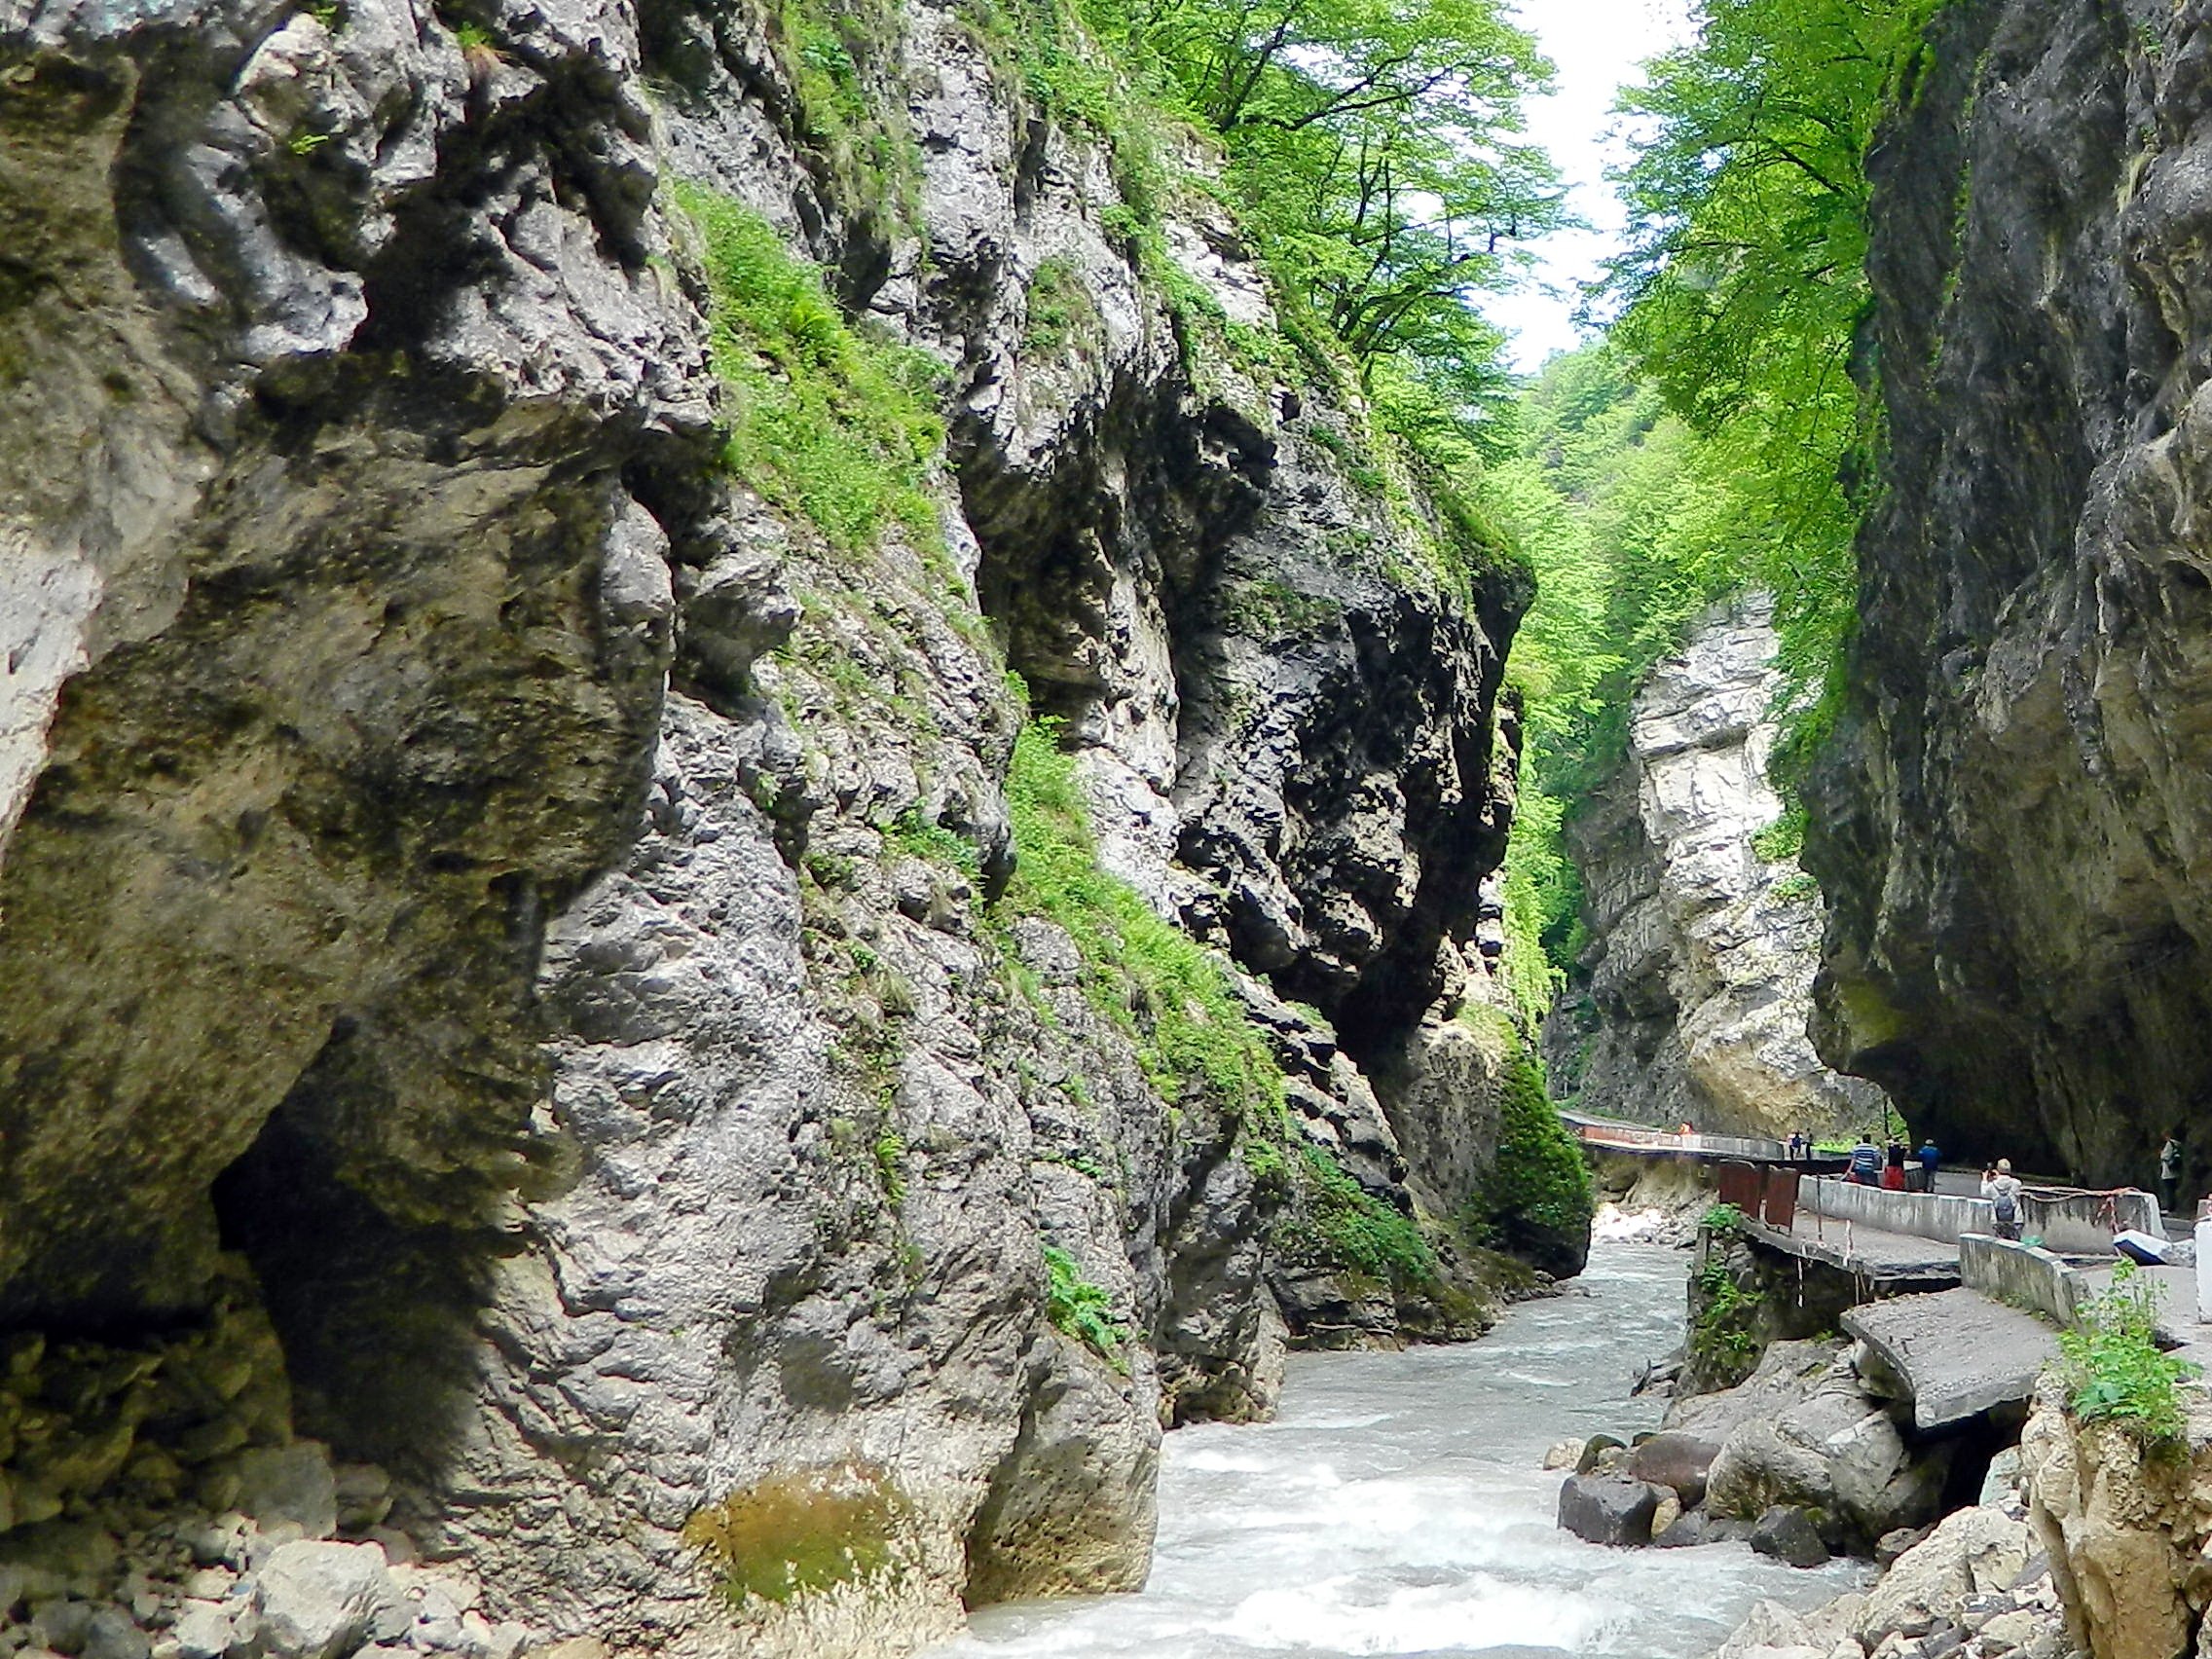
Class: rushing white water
931,1241,1868,1659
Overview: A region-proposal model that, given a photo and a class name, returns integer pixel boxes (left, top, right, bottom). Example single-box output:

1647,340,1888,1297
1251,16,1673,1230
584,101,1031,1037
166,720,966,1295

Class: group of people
1752,1123,2191,1233
1788,1129,1946,1194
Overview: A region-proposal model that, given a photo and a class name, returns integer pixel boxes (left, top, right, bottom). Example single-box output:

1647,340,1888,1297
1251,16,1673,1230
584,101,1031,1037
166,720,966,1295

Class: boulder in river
1557,1473,1660,1547
1652,1511,1753,1550
1626,1430,1721,1507
1749,1505,1831,1568
1701,1350,1951,1546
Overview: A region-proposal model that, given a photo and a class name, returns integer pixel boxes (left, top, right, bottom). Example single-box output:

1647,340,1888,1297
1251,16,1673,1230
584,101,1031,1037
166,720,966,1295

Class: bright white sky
1484,0,1698,372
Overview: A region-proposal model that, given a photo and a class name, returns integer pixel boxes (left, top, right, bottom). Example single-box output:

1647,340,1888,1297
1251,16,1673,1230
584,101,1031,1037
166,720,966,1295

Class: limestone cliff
1547,594,1887,1141
0,0,1565,1653
1809,0,2212,1184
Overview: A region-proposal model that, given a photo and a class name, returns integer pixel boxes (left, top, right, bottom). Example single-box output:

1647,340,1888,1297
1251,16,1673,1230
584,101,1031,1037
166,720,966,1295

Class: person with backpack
1982,1158,2023,1239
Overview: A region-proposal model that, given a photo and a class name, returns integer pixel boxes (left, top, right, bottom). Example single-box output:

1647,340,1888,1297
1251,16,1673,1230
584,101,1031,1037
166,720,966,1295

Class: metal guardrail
1559,1111,1786,1161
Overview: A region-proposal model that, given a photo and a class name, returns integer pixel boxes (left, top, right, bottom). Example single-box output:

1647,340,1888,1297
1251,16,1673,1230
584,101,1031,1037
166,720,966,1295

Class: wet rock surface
1808,0,2212,1183
1557,1472,1661,1548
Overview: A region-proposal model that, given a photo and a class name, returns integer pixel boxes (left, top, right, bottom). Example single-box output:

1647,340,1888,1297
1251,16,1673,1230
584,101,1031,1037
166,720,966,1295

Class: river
930,1240,1867,1659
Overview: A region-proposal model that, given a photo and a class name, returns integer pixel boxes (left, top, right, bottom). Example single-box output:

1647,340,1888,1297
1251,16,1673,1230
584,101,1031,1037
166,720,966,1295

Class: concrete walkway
1744,1209,1963,1286
2073,1261,2212,1372
1842,1288,2061,1429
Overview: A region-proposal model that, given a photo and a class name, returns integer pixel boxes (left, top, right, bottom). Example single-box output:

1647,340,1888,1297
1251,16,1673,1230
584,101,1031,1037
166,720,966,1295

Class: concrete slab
1745,1213,1963,1285
1842,1288,2061,1430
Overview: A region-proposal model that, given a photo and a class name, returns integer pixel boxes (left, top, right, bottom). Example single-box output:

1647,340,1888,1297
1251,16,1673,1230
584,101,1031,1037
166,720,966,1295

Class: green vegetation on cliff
981,0,1560,583
1002,718,1283,1122
1043,1245,1131,1369
1490,0,1944,1018
1460,1008,1592,1260
675,181,944,556
1291,1143,1440,1291
1000,718,1464,1305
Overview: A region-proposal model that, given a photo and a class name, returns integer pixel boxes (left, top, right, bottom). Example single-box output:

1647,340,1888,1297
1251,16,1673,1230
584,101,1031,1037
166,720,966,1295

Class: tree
1597,0,1934,698
1097,0,1563,404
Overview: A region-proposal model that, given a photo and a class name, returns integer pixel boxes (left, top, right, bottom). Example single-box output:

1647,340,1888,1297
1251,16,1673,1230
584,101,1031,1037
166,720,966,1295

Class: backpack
1993,1191,2017,1225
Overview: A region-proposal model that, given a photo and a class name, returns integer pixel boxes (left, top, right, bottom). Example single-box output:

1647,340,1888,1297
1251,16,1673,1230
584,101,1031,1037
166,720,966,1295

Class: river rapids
930,1240,1867,1659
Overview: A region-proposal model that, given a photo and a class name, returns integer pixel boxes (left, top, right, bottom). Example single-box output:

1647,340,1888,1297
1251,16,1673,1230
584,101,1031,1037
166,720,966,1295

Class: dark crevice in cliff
210,1020,503,1474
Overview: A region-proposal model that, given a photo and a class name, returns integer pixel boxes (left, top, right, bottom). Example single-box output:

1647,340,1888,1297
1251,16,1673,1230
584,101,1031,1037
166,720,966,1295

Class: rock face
1809,0,2212,1182
2019,1376,2212,1659
0,0,1565,1653
1548,594,1888,1140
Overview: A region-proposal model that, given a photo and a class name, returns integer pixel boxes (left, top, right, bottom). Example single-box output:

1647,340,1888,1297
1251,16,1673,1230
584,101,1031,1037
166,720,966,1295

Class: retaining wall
2021,1188,2164,1250
1958,1234,2082,1326
1800,1178,1992,1244
1799,1178,2162,1251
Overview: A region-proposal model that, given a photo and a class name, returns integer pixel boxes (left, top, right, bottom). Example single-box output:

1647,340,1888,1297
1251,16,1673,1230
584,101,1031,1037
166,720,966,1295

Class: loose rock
253,1543,405,1659
1751,1506,1831,1568
1557,1473,1660,1547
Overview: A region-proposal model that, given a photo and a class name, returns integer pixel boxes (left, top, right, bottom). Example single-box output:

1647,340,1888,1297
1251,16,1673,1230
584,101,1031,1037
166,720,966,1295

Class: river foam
929,1242,1867,1659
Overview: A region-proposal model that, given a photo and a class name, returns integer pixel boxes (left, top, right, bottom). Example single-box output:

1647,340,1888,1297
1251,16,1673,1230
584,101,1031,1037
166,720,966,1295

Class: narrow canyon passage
933,1243,1864,1659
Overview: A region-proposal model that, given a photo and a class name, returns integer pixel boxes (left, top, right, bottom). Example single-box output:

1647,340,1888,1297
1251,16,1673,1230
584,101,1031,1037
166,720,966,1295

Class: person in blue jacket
1916,1137,1941,1193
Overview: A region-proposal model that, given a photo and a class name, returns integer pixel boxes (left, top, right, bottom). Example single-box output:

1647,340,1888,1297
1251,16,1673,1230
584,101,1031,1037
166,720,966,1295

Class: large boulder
1627,1430,1722,1507
235,1444,338,1542
1704,1362,1950,1546
1750,1505,1831,1568
1715,1596,1870,1659
1667,1340,1847,1440
252,1541,407,1659
1856,1506,2034,1648
1557,1473,1661,1547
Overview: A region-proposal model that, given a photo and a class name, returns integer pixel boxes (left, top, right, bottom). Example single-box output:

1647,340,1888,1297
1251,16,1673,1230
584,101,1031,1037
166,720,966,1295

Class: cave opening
210,1021,499,1476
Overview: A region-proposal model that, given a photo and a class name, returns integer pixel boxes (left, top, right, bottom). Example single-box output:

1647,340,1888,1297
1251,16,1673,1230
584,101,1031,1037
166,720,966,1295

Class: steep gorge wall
1547,595,1887,1141
0,0,1557,1654
1809,0,2212,1185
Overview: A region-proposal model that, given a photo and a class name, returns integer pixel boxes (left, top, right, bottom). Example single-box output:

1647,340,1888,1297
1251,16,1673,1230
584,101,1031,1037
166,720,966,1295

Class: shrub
1700,1201,1749,1236
2059,1259,2198,1449
673,183,944,557
1470,1030,1593,1260
1751,806,1806,865
682,1464,910,1605
1043,1244,1128,1370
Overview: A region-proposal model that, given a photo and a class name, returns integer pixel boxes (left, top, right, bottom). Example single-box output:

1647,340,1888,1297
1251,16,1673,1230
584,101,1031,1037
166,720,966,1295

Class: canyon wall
1809,0,2212,1185
0,0,1576,1655
1548,594,1887,1142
